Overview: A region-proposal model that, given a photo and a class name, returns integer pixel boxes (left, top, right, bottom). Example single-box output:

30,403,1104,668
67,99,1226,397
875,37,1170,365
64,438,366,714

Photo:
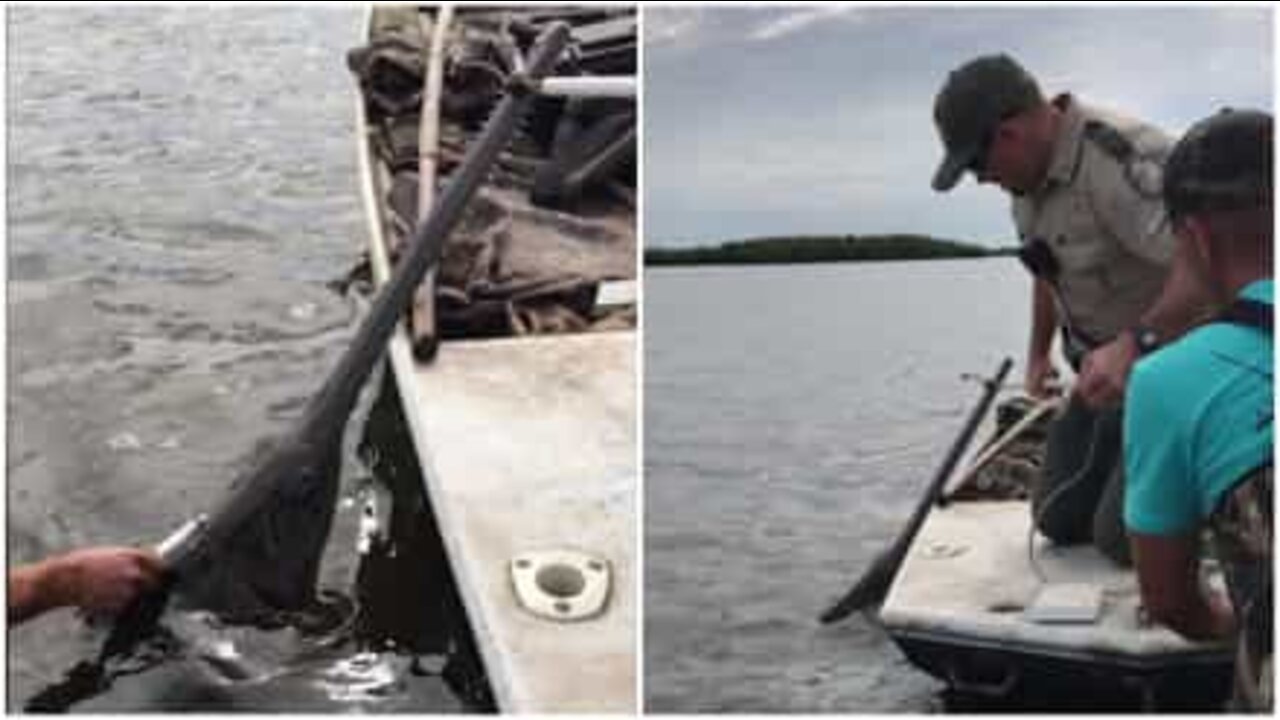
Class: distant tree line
645,234,1009,266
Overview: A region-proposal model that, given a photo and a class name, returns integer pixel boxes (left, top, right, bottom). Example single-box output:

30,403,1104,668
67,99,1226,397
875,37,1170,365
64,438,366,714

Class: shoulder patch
1083,120,1135,163
1085,119,1165,198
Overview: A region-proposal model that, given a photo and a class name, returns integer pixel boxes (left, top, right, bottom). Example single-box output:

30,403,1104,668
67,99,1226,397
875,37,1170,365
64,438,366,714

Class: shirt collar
1041,93,1086,190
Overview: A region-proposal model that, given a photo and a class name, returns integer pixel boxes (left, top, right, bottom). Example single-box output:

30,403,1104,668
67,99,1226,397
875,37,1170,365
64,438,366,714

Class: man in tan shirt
931,54,1213,563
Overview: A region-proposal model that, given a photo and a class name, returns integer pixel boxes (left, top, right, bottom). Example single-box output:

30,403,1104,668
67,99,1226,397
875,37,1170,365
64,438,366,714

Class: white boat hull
880,415,1234,709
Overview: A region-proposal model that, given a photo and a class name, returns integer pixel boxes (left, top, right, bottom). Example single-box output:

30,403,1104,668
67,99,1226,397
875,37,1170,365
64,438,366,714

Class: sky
643,6,1273,247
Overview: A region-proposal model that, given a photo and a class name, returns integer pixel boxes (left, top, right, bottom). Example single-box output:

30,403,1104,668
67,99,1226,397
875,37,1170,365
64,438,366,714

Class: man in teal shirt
1124,109,1272,710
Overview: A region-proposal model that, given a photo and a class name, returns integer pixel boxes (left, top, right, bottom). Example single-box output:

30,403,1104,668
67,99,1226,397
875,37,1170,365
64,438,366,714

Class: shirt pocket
1040,189,1114,291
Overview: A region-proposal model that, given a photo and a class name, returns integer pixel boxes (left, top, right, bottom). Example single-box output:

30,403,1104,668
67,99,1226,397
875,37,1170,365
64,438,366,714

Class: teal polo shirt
1124,279,1274,536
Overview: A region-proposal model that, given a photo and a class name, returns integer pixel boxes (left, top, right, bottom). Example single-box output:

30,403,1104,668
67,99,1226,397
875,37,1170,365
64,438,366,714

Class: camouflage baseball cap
931,54,1043,192
1163,108,1272,220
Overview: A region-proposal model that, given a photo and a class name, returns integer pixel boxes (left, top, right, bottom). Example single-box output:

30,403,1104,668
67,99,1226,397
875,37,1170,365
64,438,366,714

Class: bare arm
1076,241,1215,408
1137,236,1218,338
1075,140,1219,409
9,547,163,625
1130,531,1234,641
1025,278,1059,397
9,561,61,624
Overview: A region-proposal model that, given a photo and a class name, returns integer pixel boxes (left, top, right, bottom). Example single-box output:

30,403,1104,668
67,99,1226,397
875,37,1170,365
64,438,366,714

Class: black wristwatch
1130,325,1161,356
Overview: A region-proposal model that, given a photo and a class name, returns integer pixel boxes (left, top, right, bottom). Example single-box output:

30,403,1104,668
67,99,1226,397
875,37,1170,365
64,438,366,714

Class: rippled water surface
8,7,468,711
644,260,1031,712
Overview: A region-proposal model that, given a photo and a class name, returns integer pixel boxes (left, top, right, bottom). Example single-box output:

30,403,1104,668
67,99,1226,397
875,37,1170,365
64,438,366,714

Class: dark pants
1030,395,1133,566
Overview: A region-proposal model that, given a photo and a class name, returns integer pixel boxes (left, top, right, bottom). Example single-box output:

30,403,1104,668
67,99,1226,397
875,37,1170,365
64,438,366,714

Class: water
8,7,471,711
643,259,1031,712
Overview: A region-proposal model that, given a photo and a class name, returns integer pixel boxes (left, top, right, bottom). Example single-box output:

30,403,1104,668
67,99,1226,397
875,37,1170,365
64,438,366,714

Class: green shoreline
645,235,1017,266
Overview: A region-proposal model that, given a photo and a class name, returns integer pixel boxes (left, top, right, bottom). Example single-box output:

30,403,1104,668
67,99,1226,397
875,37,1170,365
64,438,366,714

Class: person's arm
1122,350,1230,641
1134,236,1218,337
1026,278,1059,397
1077,239,1216,408
1130,531,1234,641
9,547,163,625
1074,136,1217,409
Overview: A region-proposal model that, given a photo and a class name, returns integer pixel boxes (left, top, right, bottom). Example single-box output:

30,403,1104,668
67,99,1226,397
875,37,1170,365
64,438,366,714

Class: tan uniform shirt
1013,95,1177,346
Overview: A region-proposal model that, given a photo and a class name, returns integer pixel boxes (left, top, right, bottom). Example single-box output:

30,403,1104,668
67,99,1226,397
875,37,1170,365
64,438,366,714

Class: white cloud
647,6,867,53
747,6,863,43
643,7,707,49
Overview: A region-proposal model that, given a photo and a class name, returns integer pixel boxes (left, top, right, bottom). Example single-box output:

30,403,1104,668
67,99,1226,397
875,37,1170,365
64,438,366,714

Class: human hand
1075,335,1138,409
48,546,164,616
1024,353,1059,399
1206,588,1237,640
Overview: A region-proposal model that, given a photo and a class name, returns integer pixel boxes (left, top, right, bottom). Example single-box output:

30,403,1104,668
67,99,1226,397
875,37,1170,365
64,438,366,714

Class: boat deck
397,332,636,712
880,498,1233,708
882,500,1223,660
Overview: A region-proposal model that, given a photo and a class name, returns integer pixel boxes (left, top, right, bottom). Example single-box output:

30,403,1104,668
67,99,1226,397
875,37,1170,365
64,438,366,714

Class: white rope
1028,405,1108,583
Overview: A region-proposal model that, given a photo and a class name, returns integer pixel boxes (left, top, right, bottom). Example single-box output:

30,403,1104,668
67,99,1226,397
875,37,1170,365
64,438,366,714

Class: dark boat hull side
887,626,1234,711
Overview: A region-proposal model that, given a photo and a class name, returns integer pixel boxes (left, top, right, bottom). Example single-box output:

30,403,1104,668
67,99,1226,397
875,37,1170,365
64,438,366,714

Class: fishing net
348,6,637,344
